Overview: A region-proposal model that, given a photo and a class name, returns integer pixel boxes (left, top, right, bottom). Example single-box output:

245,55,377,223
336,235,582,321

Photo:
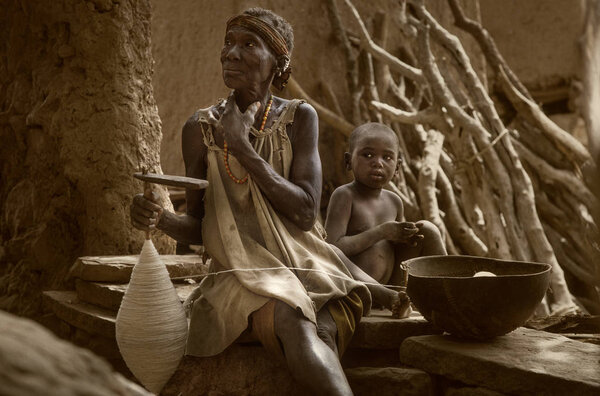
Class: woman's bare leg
273,300,351,396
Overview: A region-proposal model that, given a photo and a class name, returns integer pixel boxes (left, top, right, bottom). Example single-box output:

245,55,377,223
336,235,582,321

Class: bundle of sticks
289,0,600,316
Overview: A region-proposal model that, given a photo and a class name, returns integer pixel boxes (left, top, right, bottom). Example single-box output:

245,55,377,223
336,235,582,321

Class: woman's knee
273,300,315,342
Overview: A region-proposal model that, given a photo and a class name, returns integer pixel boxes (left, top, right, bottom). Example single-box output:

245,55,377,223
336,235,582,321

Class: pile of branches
289,0,600,315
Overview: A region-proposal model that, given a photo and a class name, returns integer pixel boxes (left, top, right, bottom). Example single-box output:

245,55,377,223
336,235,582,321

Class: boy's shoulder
330,183,355,201
381,188,403,208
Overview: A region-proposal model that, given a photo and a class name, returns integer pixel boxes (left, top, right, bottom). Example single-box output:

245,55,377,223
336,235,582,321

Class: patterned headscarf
226,14,292,90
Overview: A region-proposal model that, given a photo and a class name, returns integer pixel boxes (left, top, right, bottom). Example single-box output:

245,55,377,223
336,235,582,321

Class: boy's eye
384,155,393,160
246,41,255,47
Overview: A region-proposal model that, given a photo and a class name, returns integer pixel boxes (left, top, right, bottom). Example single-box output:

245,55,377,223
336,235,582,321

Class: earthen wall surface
480,0,584,89
0,0,174,316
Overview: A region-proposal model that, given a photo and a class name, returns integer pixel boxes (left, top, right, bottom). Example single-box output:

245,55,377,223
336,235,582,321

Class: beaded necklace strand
223,96,273,184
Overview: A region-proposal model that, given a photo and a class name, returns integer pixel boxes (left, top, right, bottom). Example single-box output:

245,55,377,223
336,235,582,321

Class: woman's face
221,26,277,91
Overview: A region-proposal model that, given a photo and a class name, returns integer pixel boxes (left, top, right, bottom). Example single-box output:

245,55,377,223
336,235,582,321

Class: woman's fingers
131,193,163,231
223,91,240,116
243,101,261,121
134,193,162,211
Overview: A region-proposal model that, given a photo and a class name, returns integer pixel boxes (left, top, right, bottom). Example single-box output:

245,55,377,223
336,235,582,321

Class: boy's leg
390,220,447,285
273,300,352,396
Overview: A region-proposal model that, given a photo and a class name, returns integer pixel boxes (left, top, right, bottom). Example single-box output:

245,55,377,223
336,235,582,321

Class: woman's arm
130,115,205,245
227,101,322,231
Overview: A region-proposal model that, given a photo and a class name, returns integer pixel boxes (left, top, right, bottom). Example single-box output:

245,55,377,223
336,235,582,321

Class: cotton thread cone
115,240,188,394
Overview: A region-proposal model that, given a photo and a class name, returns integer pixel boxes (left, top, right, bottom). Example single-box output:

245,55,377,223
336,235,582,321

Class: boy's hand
381,221,423,244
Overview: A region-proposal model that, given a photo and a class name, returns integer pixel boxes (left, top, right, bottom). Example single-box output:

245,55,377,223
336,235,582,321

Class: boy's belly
350,240,395,284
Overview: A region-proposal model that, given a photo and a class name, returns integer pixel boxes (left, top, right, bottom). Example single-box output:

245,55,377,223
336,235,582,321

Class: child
325,122,447,289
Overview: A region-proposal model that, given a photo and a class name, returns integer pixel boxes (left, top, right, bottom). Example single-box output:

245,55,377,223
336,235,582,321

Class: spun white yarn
116,240,188,394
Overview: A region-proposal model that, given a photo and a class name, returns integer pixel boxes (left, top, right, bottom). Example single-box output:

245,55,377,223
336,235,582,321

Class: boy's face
346,128,400,189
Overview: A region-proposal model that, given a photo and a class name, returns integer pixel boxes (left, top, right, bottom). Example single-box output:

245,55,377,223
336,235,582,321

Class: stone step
399,328,600,396
43,290,438,351
161,345,434,396
75,279,198,311
42,291,116,339
68,254,208,283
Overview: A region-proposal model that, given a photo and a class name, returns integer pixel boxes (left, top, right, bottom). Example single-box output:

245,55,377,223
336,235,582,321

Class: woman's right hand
130,190,164,232
219,91,261,153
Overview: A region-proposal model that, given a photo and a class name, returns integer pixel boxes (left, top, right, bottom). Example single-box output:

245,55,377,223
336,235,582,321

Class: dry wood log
513,139,597,211
418,129,445,228
360,51,383,122
387,181,422,221
286,77,354,137
325,0,362,125
510,117,574,171
412,5,534,262
436,167,488,257
371,100,439,126
319,81,344,118
543,223,599,288
372,11,393,100
343,0,425,84
446,0,532,101
497,69,592,166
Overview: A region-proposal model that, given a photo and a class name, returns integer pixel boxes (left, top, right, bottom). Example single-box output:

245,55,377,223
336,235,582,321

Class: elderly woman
131,8,405,395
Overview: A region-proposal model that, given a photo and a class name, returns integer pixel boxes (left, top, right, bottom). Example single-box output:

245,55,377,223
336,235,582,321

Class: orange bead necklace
223,96,273,184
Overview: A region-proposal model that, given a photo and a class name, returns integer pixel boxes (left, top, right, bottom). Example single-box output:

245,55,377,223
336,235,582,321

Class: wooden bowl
405,255,551,340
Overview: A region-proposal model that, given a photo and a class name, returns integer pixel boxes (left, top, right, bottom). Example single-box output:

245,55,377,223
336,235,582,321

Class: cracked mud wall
0,0,175,316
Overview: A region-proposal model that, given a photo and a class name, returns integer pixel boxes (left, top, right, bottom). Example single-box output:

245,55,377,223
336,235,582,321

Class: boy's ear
344,152,352,171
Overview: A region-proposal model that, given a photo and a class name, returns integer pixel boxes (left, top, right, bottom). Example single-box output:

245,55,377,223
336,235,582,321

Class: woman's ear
276,55,290,75
344,152,352,171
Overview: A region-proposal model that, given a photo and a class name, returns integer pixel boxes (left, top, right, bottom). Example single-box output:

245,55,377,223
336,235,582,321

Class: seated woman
130,8,405,395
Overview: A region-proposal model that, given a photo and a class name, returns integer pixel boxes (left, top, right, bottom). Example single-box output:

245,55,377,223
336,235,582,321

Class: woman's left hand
220,91,261,153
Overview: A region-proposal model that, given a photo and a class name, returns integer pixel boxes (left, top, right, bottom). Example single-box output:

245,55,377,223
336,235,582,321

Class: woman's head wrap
226,13,292,90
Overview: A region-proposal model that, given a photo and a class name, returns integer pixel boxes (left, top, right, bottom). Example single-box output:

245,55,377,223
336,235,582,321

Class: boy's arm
325,188,390,257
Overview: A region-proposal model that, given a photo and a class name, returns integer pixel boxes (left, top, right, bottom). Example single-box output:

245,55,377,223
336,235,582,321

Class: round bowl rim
403,254,552,279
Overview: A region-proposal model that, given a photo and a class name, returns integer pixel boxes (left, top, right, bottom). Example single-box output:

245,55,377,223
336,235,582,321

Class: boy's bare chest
347,198,397,234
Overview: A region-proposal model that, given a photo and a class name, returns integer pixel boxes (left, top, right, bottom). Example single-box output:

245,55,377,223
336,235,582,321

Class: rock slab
0,310,149,396
70,254,208,283
346,366,434,396
162,345,434,396
399,328,600,396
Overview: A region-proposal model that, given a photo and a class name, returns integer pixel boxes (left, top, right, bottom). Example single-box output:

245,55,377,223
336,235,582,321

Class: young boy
325,122,447,289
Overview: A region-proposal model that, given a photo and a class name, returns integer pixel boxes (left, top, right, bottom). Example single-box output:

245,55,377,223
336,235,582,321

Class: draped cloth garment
185,99,371,357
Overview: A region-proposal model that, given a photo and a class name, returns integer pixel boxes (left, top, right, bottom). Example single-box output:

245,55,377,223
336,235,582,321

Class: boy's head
345,123,401,189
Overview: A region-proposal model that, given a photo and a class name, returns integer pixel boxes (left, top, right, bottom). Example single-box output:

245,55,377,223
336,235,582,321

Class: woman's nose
225,44,241,61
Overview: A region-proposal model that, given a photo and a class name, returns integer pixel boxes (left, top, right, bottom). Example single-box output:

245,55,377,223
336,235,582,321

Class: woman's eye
246,41,255,47
384,155,392,160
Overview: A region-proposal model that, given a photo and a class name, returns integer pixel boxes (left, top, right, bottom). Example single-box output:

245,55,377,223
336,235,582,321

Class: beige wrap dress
185,99,371,357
